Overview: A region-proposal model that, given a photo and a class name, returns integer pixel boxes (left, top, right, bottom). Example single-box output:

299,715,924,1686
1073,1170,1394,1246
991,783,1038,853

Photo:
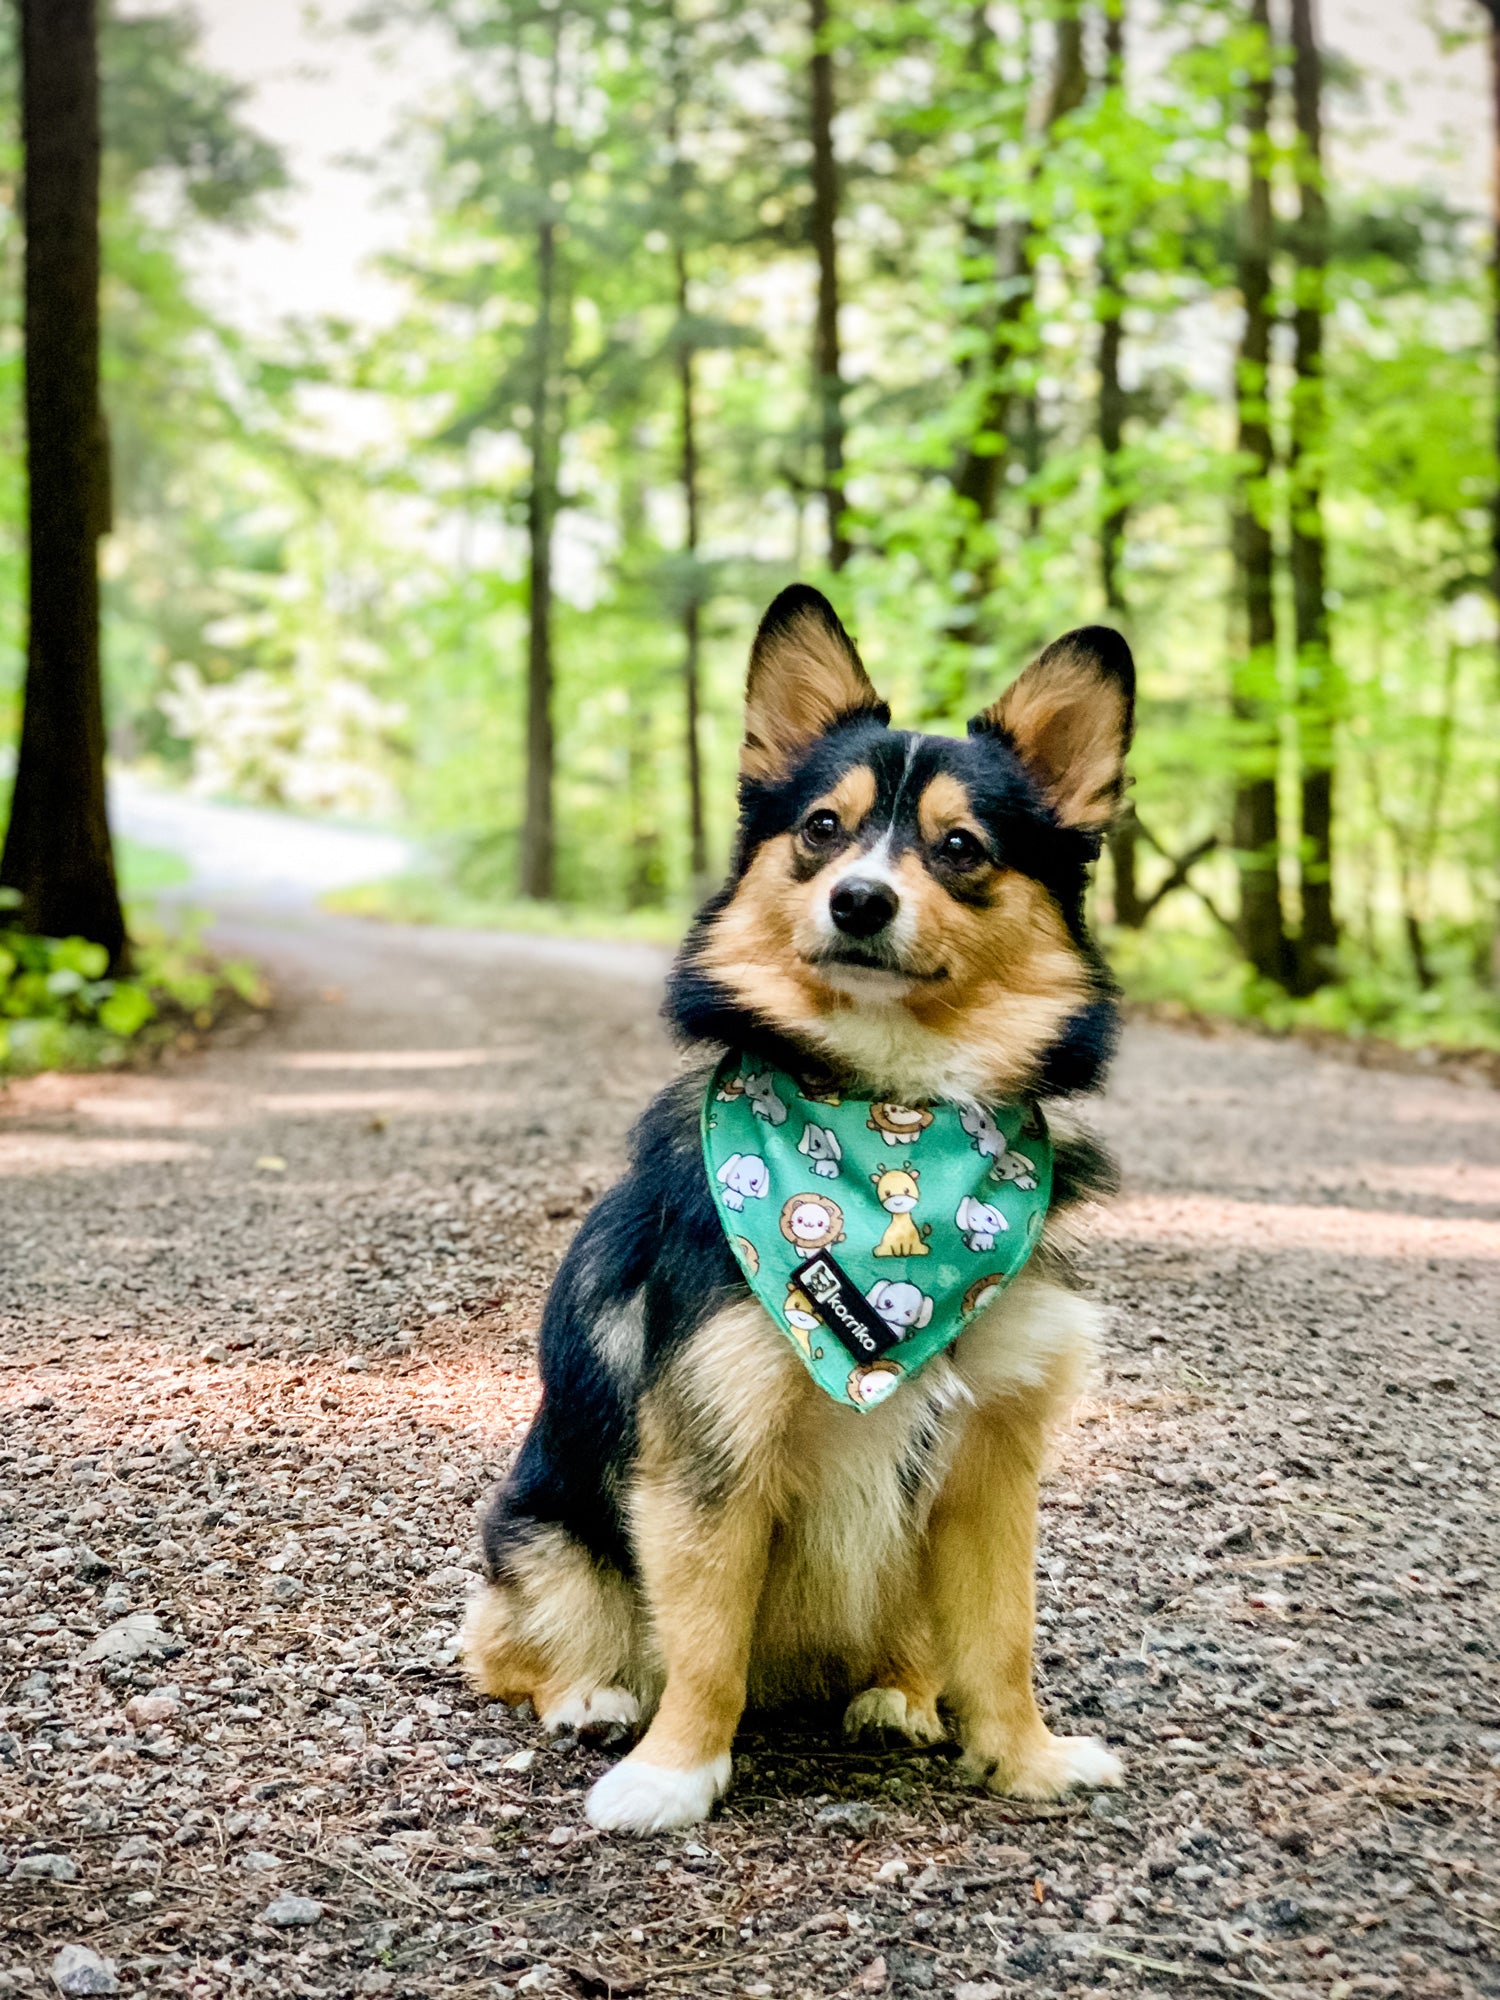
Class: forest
0,0,1495,1051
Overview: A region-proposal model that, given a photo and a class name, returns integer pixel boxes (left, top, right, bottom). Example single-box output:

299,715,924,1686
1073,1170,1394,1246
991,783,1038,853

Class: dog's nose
829,878,898,939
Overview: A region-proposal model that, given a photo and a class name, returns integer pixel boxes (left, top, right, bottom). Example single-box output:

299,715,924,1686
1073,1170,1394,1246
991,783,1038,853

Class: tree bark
952,4,1085,530
1230,0,1289,986
520,211,557,902
1287,0,1337,991
1096,0,1144,927
1479,1,1500,983
0,0,125,965
675,246,707,887
809,0,848,570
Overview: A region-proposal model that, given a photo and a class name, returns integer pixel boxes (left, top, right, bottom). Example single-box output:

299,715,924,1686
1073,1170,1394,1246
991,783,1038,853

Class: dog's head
667,584,1134,1102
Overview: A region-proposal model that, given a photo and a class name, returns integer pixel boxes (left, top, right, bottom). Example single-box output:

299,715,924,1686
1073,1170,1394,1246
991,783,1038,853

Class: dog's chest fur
658,1274,1099,1699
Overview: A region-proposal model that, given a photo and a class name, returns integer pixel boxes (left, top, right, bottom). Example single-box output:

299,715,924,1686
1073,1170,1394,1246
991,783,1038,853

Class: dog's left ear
969,625,1135,832
742,584,889,784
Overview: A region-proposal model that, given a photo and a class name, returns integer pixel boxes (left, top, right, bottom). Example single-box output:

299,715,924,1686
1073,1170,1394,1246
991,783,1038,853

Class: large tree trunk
1230,0,1289,986
675,248,708,889
809,0,848,570
520,212,557,902
1287,0,1337,992
1096,0,1144,927
0,0,125,965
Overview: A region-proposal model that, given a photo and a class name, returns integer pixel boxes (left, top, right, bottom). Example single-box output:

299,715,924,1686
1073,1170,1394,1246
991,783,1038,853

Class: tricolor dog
463,584,1132,1832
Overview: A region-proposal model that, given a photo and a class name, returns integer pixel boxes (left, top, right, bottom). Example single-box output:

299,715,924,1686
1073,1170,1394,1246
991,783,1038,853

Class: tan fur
464,1279,1101,1791
976,638,1131,831
700,828,1091,1106
823,764,878,827
741,608,883,784
916,771,981,846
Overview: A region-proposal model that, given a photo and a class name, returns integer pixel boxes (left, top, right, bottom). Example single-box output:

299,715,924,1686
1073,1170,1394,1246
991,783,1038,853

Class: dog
462,583,1132,1833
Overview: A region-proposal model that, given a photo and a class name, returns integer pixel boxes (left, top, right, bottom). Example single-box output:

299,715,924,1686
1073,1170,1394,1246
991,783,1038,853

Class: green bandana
702,1056,1053,1411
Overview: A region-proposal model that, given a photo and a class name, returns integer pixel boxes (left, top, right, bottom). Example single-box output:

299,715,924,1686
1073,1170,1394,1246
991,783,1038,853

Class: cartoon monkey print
715,1152,769,1212
797,1122,843,1179
871,1165,931,1257
866,1102,934,1147
847,1358,904,1407
779,1193,846,1253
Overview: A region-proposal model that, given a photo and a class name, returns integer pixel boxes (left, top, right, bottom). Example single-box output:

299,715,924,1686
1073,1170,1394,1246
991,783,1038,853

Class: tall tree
1095,0,1145,927
808,0,849,570
1229,0,1289,984
952,3,1085,534
519,22,565,903
1,0,125,965
1287,0,1337,989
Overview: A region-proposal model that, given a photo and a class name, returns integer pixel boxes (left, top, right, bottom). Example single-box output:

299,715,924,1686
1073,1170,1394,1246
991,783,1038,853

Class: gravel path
1,910,1496,2000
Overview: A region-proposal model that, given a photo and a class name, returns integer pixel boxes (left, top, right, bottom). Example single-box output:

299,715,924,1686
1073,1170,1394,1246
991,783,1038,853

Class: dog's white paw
539,1685,641,1739
585,1752,731,1834
842,1686,945,1746
962,1732,1123,1801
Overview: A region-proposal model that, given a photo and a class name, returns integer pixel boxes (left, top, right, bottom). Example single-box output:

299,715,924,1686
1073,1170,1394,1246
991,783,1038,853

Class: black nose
829,878,898,939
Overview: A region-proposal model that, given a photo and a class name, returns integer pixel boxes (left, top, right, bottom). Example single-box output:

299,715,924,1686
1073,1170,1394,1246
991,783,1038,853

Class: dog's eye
938,828,985,868
801,810,841,845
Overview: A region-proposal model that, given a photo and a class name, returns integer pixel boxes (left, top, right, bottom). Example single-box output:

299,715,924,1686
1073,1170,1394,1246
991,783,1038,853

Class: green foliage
0,893,268,1076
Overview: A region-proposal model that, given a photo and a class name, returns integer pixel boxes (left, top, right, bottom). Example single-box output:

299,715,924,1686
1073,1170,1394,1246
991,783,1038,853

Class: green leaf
96,982,157,1038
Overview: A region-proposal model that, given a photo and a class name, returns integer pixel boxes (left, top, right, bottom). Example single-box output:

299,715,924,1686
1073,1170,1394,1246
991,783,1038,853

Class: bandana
701,1055,1053,1411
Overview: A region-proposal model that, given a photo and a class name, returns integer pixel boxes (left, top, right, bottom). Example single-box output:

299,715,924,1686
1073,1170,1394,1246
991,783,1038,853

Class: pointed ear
969,625,1135,832
741,584,889,784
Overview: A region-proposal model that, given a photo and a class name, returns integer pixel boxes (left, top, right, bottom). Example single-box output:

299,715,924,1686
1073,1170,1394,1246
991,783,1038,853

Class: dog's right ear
741,584,889,784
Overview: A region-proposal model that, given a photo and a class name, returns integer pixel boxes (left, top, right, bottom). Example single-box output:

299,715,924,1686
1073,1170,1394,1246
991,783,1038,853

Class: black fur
481,594,1130,1583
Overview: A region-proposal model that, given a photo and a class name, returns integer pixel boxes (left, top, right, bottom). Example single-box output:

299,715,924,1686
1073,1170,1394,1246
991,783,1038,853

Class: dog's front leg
926,1394,1122,1800
585,1459,770,1834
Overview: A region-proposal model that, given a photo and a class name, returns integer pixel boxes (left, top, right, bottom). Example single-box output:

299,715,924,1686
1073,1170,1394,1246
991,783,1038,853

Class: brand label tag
792,1251,900,1360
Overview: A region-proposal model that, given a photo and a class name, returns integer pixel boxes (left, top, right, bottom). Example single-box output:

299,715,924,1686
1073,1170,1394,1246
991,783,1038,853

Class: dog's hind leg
843,1592,946,1746
461,1521,648,1739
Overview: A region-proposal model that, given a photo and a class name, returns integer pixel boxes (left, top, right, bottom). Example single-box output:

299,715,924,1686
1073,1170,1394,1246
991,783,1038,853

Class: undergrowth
0,894,268,1075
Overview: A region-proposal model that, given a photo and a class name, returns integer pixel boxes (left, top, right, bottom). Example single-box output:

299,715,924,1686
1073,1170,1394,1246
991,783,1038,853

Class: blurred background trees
0,0,1494,1047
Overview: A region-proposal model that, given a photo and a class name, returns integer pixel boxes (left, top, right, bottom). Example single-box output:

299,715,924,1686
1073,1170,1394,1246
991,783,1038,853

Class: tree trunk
1230,0,1289,986
809,0,848,570
1480,0,1500,983
952,6,1084,527
1096,0,1143,927
675,247,708,888
1287,0,1337,992
520,213,556,902
0,0,125,965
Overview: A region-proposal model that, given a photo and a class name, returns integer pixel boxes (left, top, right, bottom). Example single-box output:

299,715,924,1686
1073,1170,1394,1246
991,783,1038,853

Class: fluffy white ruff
538,1686,640,1736
842,1686,946,1746
585,1752,732,1834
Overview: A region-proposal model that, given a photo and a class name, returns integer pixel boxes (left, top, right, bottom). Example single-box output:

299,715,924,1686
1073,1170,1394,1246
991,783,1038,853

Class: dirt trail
1,910,1496,2000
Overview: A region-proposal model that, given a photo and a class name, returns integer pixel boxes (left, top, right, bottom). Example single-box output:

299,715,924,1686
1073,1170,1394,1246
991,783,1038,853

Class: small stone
74,1546,112,1582
14,1853,80,1883
261,1893,324,1928
50,1946,119,1996
84,1613,167,1663
875,1858,908,1881
240,1851,282,1872
124,1692,179,1726
954,1983,1007,2000
500,1748,535,1772
855,1957,888,1993
815,1801,879,1833
1084,1896,1120,1926
262,1574,306,1604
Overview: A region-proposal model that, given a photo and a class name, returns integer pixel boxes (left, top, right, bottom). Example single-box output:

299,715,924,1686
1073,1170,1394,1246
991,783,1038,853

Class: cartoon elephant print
716,1153,769,1211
